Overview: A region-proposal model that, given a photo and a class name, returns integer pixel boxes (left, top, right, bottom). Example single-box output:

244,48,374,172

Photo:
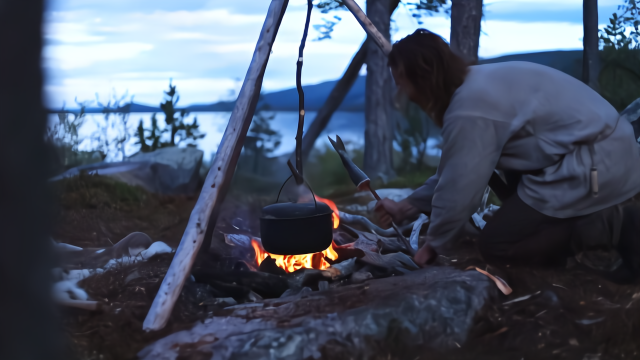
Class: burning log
322,257,357,280
142,0,290,331
252,195,342,274
251,239,339,273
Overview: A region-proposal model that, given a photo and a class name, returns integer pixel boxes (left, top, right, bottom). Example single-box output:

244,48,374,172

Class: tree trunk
450,0,483,64
300,39,368,162
583,0,600,91
364,0,396,183
0,1,62,359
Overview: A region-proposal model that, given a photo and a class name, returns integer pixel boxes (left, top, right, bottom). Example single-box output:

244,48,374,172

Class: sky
43,0,624,109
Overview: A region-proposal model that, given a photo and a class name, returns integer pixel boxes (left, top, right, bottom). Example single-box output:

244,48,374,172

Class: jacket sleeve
426,116,510,248
406,173,439,213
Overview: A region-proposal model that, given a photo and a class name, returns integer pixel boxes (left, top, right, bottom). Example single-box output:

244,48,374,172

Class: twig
338,211,416,237
57,299,102,311
299,39,368,162
409,214,429,251
293,0,313,184
363,183,415,255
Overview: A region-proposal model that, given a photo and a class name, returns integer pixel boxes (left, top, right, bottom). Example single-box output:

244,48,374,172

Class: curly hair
388,29,469,127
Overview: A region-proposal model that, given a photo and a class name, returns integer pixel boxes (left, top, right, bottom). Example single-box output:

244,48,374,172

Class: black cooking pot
260,176,334,255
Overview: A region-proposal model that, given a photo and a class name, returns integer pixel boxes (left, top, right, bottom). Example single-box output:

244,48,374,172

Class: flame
250,196,341,273
314,195,340,229
252,240,339,273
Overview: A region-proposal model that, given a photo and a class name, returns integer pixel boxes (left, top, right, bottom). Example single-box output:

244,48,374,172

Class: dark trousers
478,194,575,266
479,172,640,279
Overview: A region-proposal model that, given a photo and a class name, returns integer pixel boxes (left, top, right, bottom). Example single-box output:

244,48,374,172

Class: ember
252,196,340,273
252,240,339,272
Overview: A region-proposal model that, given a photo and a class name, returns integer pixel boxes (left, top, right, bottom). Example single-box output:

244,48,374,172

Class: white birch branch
142,0,289,331
342,0,393,55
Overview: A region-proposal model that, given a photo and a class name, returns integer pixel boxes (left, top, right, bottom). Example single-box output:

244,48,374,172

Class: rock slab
139,267,496,360
50,147,203,195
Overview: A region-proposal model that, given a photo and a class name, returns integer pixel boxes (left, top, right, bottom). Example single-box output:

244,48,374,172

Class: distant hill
58,102,161,114
478,50,583,78
53,50,583,114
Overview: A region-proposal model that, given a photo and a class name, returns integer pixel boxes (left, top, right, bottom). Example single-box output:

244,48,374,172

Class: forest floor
51,175,640,360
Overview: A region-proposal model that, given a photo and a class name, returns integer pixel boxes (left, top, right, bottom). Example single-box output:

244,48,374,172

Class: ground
51,173,197,249
52,175,640,360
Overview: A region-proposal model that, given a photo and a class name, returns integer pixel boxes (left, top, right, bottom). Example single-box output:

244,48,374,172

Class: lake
48,110,441,162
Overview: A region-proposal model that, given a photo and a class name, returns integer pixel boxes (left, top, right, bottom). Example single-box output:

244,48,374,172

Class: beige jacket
407,61,640,248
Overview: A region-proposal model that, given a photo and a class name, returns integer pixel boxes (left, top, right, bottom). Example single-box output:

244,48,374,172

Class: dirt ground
50,173,198,249
52,175,640,360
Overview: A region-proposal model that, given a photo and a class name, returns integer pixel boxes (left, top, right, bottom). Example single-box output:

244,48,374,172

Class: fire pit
255,196,341,273
259,179,334,255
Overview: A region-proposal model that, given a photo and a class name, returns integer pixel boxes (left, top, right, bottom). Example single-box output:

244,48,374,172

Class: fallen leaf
468,267,513,295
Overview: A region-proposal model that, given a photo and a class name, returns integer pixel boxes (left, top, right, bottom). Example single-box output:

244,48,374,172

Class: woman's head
388,29,468,127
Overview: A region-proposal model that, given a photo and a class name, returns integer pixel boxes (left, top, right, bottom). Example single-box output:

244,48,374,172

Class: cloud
43,0,608,108
44,22,106,43
44,42,154,70
44,75,239,108
483,0,620,24
478,20,584,58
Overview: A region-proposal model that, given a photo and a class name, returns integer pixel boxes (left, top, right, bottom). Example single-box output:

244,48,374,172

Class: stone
50,146,204,195
138,267,496,360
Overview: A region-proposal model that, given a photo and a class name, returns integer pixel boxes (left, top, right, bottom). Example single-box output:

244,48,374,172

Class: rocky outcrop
50,147,204,195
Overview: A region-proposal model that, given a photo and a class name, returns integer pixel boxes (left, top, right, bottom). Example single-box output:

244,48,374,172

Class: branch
294,0,313,183
338,211,416,237
300,39,368,162
142,0,290,332
342,0,392,55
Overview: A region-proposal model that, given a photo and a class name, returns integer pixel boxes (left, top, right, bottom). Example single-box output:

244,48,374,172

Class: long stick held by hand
328,135,415,255
342,0,392,55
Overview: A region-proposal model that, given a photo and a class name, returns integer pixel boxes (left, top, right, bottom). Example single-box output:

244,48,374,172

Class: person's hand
413,243,437,268
374,198,420,229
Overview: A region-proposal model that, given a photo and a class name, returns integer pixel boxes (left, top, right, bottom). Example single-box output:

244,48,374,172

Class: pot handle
275,175,318,210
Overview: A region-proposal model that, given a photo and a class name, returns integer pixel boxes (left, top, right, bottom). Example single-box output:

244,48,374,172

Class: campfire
251,196,340,273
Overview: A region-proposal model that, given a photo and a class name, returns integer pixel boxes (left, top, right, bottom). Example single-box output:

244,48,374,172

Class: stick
298,0,401,162
362,183,415,255
300,39,368,162
338,211,417,237
293,0,313,184
142,0,289,332
342,0,393,55
57,299,102,311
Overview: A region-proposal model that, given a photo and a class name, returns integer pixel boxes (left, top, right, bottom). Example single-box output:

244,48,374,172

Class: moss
52,172,148,210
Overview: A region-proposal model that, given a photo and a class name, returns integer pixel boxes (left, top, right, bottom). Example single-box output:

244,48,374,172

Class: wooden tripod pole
142,0,290,331
342,0,392,55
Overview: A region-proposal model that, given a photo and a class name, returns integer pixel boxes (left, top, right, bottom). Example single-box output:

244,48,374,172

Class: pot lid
261,202,332,219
